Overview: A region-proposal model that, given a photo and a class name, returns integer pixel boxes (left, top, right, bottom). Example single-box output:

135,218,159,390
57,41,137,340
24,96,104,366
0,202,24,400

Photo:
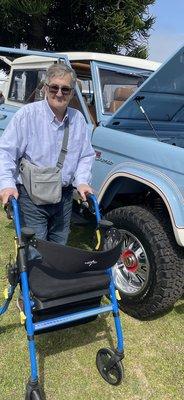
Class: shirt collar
44,99,69,125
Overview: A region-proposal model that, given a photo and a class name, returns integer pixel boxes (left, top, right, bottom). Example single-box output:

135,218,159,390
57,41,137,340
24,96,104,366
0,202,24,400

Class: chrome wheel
112,230,150,296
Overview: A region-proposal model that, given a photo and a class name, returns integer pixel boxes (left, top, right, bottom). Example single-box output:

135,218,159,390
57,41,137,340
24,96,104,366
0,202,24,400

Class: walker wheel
32,390,42,400
25,389,42,400
25,381,43,400
96,348,124,385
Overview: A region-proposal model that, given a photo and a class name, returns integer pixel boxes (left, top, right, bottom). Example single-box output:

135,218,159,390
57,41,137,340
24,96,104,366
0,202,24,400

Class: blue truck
0,45,183,319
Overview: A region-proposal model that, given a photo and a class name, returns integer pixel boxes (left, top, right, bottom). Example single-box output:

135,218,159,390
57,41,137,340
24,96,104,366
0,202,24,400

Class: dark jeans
17,184,73,258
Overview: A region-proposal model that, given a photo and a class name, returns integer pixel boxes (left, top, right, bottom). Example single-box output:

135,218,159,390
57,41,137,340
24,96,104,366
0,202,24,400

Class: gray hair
45,63,77,88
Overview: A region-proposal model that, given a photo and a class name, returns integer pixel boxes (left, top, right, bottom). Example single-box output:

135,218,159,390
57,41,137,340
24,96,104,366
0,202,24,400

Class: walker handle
86,193,101,224
4,195,14,219
4,196,21,238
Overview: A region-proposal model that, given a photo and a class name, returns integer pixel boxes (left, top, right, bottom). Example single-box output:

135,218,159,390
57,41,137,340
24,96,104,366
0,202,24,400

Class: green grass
0,207,183,400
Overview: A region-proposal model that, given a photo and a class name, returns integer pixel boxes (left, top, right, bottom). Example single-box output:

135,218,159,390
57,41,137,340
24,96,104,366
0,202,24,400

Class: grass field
0,208,183,400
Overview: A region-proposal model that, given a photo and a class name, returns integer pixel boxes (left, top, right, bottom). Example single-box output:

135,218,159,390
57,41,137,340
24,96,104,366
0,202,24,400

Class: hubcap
112,230,150,296
120,249,138,273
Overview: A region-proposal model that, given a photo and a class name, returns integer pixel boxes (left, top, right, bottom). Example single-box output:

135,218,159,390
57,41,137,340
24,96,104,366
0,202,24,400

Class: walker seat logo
85,260,97,267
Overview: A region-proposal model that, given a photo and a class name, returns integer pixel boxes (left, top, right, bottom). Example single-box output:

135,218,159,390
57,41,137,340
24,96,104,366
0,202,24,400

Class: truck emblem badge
95,150,113,165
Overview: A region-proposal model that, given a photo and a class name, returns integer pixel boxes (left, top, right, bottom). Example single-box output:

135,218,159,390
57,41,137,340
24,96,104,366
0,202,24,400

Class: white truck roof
12,51,160,71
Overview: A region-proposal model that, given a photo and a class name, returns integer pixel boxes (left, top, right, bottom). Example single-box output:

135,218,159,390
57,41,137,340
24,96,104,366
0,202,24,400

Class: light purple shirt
0,100,95,190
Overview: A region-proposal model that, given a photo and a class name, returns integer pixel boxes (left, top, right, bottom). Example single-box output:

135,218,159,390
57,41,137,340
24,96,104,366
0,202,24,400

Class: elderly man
0,63,95,246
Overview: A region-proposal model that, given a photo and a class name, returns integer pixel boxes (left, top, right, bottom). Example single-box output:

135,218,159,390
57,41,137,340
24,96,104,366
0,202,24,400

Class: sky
148,0,184,63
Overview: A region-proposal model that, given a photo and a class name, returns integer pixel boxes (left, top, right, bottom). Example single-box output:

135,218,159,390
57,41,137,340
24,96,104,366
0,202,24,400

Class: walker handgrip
86,193,101,224
5,196,22,238
4,195,15,220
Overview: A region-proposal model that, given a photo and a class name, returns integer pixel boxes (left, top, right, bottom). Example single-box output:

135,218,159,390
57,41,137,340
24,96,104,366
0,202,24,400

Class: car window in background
8,69,46,103
79,79,93,104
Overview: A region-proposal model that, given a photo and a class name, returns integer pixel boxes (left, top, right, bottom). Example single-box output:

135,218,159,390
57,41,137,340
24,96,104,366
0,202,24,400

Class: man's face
45,73,74,115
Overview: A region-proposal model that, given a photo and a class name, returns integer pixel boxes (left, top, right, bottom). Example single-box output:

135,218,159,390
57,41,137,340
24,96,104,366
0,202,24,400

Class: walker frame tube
87,194,124,353
11,198,38,382
34,304,113,332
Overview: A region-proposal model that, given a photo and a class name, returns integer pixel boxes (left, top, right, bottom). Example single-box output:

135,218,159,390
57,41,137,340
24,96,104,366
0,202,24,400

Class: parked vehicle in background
0,45,183,320
0,55,11,94
0,72,6,93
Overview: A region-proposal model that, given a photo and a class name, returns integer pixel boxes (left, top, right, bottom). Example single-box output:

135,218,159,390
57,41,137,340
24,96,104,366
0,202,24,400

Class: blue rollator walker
1,194,124,399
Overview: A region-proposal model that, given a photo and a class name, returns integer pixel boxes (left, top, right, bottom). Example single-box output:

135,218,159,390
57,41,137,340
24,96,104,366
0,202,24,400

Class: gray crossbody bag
19,120,69,205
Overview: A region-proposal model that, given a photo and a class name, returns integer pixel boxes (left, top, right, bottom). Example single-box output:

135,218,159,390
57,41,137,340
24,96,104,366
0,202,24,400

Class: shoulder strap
56,118,69,169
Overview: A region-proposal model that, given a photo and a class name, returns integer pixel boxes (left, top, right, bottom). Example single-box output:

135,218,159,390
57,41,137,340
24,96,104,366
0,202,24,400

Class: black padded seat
28,228,122,304
28,259,110,300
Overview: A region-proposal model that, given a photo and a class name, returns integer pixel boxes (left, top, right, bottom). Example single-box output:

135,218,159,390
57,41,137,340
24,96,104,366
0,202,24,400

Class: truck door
90,61,151,191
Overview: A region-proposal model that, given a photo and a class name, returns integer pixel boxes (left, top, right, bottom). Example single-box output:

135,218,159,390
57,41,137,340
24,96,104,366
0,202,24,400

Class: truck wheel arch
98,169,184,247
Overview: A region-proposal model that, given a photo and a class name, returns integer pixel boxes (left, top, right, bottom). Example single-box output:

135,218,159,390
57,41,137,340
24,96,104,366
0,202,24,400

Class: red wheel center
120,249,138,273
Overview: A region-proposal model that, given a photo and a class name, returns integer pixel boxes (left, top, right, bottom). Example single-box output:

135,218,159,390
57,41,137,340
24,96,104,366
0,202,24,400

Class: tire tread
106,206,184,319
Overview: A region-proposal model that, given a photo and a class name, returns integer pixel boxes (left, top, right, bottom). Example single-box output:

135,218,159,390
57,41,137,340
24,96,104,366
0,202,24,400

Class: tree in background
0,0,51,49
0,0,156,58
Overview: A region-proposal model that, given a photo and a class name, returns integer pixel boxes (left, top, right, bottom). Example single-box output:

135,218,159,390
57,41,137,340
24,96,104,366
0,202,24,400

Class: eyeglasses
46,84,73,95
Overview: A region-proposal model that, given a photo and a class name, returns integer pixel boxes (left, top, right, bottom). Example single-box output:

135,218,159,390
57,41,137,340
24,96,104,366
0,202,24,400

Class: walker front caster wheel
96,348,124,385
25,380,43,400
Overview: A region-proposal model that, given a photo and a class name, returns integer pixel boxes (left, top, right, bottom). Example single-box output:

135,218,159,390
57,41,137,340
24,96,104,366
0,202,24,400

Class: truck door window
99,68,146,113
8,69,46,103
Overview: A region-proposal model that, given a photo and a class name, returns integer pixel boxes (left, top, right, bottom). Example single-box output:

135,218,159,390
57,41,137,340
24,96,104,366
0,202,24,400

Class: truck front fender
97,162,184,247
